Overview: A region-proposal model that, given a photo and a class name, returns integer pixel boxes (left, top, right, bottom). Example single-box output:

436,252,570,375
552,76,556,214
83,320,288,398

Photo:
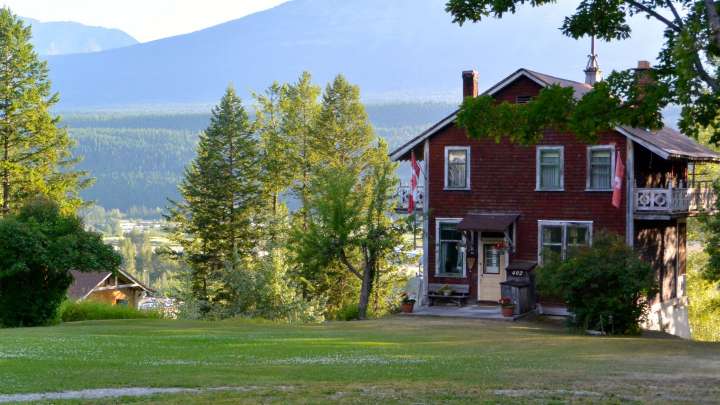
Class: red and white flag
408,151,421,213
612,150,625,208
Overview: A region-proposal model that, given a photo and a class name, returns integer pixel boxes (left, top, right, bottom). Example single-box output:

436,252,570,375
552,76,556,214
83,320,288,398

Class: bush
0,199,121,327
59,300,161,322
536,231,657,334
687,250,720,341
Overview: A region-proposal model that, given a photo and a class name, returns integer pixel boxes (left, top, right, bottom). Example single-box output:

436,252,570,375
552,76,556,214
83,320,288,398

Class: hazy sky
0,0,289,42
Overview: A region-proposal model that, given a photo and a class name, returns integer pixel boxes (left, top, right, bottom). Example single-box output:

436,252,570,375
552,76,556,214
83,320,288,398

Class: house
67,268,153,309
390,60,719,338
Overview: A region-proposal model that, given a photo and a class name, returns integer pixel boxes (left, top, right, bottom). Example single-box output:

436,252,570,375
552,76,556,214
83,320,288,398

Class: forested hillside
67,102,456,213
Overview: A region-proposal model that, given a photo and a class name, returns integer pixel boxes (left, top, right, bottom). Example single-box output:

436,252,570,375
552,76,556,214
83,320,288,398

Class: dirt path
0,386,256,403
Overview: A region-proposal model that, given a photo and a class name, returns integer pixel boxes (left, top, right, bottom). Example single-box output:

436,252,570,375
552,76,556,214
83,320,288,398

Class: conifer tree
0,9,88,215
169,87,264,304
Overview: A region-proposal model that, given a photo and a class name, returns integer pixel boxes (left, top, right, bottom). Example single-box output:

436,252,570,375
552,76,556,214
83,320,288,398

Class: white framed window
536,146,564,191
586,145,615,191
436,219,465,277
537,220,592,262
444,146,470,190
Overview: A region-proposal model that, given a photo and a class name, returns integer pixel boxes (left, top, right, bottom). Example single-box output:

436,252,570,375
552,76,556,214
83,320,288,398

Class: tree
294,142,402,320
0,9,88,215
0,198,121,327
445,0,720,144
168,87,264,306
281,72,321,222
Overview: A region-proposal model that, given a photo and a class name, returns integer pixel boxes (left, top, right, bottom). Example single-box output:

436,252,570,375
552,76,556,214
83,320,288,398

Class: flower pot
501,306,514,317
401,302,414,313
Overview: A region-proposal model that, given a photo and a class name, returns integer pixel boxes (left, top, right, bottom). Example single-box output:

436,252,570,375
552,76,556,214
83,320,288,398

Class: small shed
67,269,153,308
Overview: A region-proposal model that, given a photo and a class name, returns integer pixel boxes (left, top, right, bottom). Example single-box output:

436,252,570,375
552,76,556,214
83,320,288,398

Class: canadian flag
408,151,421,213
612,150,625,208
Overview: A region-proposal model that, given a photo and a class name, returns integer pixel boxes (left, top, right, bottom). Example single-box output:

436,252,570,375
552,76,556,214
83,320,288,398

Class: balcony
635,182,717,215
396,184,424,213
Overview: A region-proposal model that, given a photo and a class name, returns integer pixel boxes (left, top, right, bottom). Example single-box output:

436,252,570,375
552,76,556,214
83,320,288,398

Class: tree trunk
358,263,374,320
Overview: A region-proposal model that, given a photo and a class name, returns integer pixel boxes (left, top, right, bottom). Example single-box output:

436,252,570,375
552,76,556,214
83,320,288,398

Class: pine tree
169,87,264,304
0,9,88,215
281,72,321,222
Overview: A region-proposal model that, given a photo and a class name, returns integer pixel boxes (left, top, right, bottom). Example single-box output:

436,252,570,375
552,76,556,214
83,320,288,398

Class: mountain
46,0,666,109
23,17,137,55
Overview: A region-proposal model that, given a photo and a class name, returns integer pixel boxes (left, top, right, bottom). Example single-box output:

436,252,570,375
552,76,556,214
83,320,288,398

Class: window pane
440,223,462,240
567,225,589,247
484,245,500,274
589,149,611,189
539,149,561,189
440,240,463,274
447,150,468,188
542,225,562,244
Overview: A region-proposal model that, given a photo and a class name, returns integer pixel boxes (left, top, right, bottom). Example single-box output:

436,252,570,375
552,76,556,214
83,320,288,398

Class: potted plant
438,284,453,297
400,293,416,313
499,297,514,317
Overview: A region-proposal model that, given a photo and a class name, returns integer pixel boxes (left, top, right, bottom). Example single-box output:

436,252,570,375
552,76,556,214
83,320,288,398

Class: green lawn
1,317,719,404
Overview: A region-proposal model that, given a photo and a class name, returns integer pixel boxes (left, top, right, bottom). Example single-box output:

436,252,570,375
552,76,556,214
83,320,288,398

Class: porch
634,182,716,215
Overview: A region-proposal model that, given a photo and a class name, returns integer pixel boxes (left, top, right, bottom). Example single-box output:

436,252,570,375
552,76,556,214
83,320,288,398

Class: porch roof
457,213,519,232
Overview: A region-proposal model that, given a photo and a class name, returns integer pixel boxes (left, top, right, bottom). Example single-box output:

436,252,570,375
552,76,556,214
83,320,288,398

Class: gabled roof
390,68,720,162
67,268,153,300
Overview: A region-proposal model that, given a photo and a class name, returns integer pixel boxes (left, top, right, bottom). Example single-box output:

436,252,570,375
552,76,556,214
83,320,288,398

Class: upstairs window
437,220,465,277
536,146,564,191
444,146,470,190
587,145,615,191
516,95,533,104
538,220,592,262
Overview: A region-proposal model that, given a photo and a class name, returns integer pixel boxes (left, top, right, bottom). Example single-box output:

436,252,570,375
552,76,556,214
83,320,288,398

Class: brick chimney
635,60,653,100
462,70,479,99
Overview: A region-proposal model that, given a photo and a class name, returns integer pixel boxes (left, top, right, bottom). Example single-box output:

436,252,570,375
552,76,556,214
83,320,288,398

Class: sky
0,0,289,42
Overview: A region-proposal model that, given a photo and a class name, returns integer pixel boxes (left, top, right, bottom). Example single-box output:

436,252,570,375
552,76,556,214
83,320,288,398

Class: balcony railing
396,184,424,213
635,183,716,214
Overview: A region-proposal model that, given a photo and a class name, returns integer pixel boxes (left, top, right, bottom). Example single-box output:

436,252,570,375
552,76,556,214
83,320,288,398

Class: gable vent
516,95,532,104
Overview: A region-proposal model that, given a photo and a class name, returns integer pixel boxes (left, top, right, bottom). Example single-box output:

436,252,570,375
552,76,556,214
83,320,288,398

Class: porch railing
396,184,424,213
635,183,716,214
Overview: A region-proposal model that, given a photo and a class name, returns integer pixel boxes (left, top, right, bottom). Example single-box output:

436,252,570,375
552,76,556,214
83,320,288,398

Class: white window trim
586,145,615,192
435,218,466,278
537,220,593,264
444,146,471,190
535,146,564,191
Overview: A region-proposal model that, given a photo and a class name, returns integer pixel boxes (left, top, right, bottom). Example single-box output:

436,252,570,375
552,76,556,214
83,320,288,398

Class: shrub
59,300,161,322
687,250,720,341
0,199,121,327
536,231,657,334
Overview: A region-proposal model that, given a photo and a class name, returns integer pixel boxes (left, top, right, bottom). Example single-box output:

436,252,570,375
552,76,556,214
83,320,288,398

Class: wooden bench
428,283,470,307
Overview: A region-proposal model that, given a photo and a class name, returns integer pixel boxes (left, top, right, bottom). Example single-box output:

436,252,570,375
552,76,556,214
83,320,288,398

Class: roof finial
584,35,602,85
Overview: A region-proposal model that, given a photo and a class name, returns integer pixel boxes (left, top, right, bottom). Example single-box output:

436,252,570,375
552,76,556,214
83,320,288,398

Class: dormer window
444,146,471,190
516,95,533,104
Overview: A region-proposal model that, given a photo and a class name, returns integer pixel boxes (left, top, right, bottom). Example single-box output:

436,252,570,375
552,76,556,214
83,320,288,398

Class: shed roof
457,213,519,232
67,268,153,301
390,68,720,163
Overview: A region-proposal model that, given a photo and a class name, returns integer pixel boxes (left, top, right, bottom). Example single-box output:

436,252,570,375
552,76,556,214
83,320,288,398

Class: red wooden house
391,61,719,337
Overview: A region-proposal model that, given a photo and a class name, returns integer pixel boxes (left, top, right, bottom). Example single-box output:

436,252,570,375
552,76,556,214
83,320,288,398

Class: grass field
1,317,720,404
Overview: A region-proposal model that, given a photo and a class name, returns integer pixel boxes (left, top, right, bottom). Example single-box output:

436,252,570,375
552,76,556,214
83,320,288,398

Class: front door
477,242,506,302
